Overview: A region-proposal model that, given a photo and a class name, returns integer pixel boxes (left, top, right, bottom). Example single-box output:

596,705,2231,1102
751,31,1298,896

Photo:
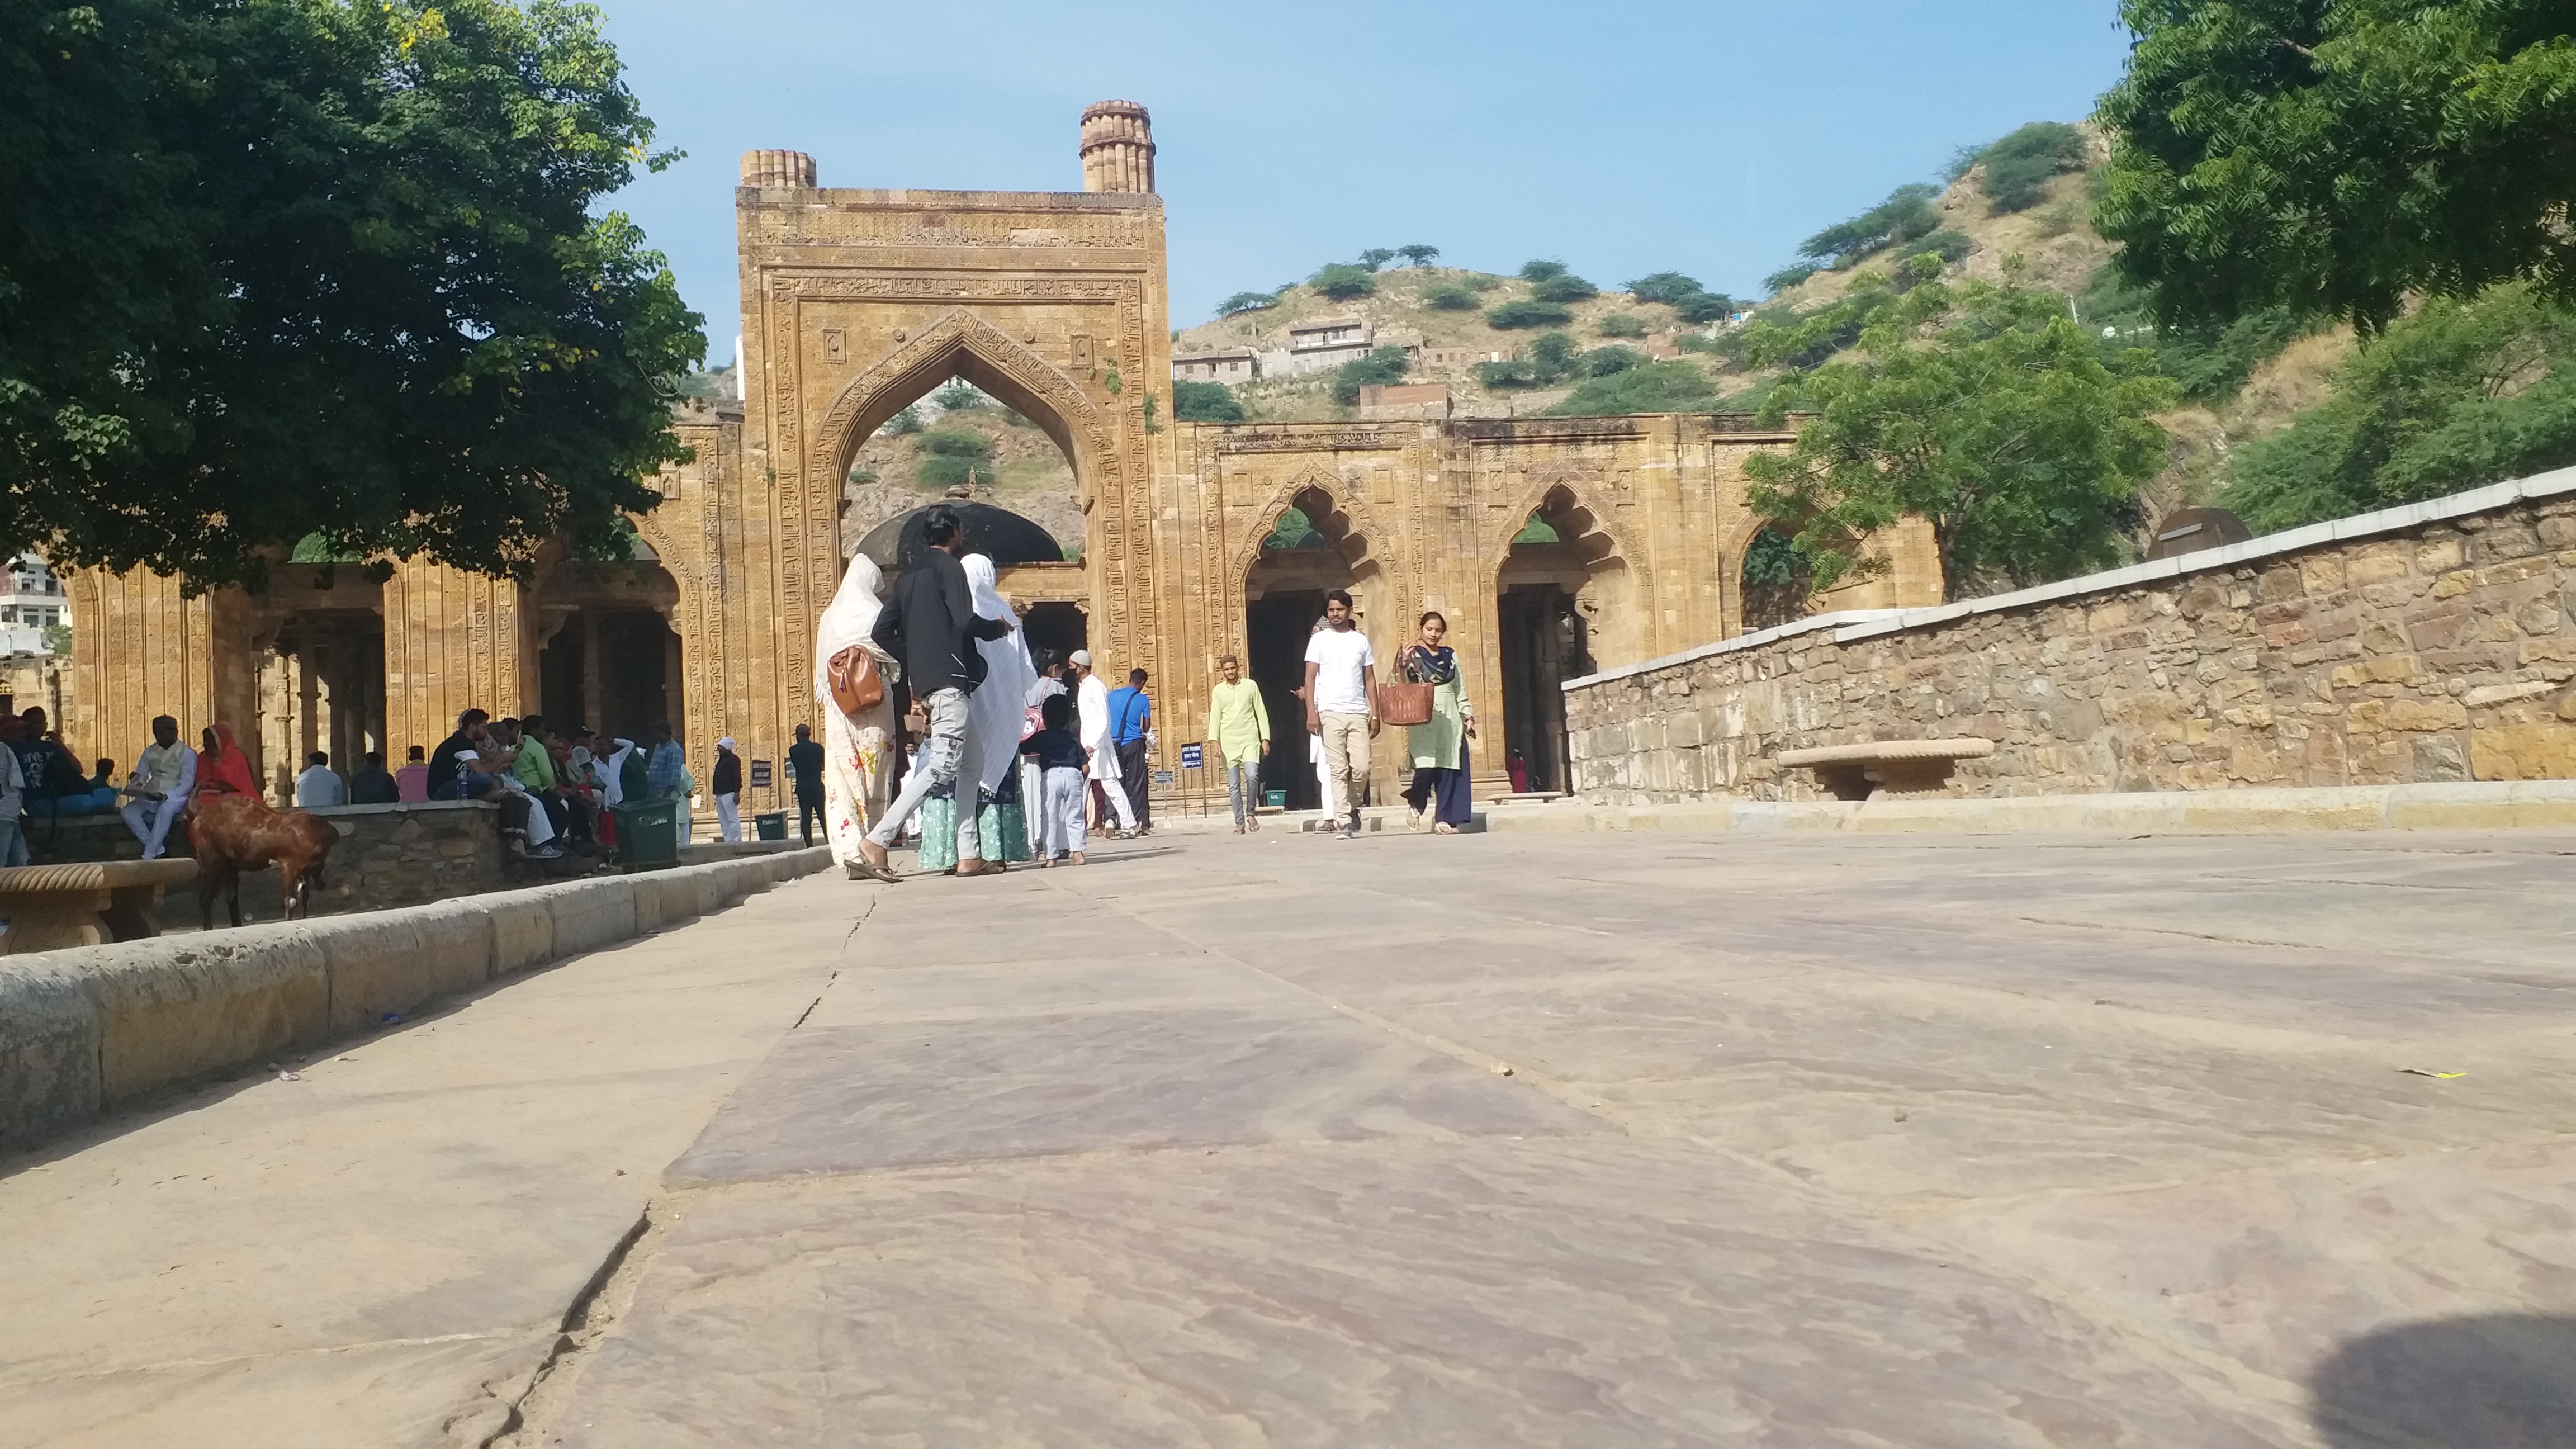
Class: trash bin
754,811,787,841
1263,789,1287,809
609,797,683,869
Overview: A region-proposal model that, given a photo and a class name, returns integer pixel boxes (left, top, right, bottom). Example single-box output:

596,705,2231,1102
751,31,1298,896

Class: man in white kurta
120,714,196,860
1071,650,1137,835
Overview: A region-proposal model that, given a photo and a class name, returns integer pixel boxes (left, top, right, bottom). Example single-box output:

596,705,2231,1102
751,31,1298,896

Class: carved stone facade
67,102,1942,818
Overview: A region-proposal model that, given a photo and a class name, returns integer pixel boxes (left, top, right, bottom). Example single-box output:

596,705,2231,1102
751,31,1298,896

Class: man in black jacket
855,505,1011,880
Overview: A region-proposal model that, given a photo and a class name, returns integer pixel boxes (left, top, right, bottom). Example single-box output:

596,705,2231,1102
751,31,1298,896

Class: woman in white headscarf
814,553,897,877
962,554,1038,861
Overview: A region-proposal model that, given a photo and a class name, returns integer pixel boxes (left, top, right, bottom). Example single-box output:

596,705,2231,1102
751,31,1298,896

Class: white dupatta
962,554,1036,795
815,555,888,711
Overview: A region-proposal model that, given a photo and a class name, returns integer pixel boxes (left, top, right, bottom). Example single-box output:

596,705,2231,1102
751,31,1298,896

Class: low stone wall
0,845,833,1148
1564,468,2576,802
31,800,505,918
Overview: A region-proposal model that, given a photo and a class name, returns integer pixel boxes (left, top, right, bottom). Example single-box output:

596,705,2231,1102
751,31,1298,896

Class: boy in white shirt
1301,589,1378,840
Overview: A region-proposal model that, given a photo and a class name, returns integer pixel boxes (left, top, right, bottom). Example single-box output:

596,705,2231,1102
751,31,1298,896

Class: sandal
1433,822,1459,835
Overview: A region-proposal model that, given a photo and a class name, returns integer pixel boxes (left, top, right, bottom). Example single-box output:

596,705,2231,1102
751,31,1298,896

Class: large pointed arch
1224,462,1405,599
1481,466,1644,572
807,309,1116,513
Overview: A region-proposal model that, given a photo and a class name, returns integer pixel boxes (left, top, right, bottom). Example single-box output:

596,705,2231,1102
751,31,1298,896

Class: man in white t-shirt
1301,589,1377,840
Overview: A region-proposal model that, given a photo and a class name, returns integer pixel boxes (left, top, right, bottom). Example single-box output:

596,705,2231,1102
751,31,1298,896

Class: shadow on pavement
2311,1314,2576,1448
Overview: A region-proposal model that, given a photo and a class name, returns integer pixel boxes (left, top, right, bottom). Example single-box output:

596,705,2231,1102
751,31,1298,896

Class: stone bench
0,860,199,954
1773,738,1996,801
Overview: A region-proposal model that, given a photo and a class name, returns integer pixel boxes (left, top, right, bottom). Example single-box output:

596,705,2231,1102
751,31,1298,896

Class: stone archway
1489,482,1637,795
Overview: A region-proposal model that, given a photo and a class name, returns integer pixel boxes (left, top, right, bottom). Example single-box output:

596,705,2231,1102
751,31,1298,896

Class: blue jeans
1224,761,1258,826
0,815,25,867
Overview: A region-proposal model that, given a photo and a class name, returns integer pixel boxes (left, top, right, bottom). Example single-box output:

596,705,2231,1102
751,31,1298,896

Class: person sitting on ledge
348,750,400,805
117,715,195,860
295,750,345,807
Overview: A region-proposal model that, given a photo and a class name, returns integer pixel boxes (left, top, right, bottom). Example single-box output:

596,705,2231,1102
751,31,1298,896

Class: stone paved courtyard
7,825,2575,1447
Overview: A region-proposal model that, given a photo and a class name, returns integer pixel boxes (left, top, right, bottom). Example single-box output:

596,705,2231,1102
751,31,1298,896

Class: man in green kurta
1209,652,1271,834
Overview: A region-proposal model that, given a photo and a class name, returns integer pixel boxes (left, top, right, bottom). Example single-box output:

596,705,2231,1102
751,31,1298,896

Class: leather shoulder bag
828,645,885,715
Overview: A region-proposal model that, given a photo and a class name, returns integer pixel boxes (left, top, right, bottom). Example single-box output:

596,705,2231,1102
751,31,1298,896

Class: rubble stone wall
1564,470,2576,803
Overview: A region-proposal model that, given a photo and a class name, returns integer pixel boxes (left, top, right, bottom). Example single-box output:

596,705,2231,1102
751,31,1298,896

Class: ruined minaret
1078,100,1156,193
738,149,816,189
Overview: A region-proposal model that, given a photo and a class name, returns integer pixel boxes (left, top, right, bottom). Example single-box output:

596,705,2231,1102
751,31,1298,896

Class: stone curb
0,847,834,1149
1482,780,2576,837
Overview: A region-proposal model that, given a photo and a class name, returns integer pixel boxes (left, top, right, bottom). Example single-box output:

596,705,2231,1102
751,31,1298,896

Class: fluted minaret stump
740,149,817,189
1078,101,1156,193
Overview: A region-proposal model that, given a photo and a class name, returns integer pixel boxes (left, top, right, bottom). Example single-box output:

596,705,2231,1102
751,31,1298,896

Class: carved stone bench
0,859,199,954
1773,738,1997,801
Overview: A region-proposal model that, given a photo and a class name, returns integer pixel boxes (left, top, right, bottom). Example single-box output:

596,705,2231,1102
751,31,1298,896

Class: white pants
716,792,741,841
121,793,189,859
500,778,555,847
1313,738,1338,817
1039,766,1087,856
1087,741,1138,831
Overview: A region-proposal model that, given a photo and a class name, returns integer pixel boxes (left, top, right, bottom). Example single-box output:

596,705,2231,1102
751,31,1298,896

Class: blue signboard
1179,742,1205,769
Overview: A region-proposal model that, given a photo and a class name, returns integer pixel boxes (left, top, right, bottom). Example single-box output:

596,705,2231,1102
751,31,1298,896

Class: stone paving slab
560,1139,2300,1449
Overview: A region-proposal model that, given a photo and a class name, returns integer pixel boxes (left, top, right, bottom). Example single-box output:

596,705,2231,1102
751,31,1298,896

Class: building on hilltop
0,555,68,655
1172,347,1258,383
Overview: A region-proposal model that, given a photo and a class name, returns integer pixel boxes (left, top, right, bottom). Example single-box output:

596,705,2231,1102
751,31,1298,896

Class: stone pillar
581,610,603,731
1079,100,1156,193
64,568,258,779
382,560,539,757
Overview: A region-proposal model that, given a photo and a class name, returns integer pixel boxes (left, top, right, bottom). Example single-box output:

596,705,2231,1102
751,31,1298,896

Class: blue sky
597,1,2137,357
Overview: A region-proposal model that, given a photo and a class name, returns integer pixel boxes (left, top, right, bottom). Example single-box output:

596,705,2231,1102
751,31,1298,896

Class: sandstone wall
31,801,505,922
1564,470,2576,802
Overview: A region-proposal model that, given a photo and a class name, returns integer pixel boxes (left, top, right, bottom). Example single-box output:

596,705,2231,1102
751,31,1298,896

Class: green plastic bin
1263,789,1287,809
754,811,787,841
610,797,683,868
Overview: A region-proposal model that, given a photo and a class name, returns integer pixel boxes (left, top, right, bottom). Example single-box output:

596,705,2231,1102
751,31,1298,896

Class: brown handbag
1379,677,1436,727
828,645,884,714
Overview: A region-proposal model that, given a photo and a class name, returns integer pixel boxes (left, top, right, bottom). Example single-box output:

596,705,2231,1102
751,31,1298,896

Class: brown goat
187,793,340,928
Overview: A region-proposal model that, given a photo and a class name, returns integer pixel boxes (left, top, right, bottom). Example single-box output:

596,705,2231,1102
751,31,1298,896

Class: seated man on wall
348,750,400,805
117,714,196,860
12,707,92,815
295,751,345,807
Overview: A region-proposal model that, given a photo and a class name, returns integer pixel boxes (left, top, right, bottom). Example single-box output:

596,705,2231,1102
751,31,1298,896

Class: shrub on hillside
1519,259,1570,282
1673,292,1735,323
1310,263,1378,301
2077,263,2322,402
884,405,924,437
917,429,992,459
1425,285,1483,311
1398,245,1441,267
1798,184,1942,269
1476,357,1542,389
1486,299,1574,329
1597,313,1650,338
1215,290,1278,316
1476,330,1579,389
1330,346,1411,405
932,381,987,410
916,453,995,487
1529,273,1598,304
1357,248,1397,271
1763,264,1820,293
1905,230,1972,265
1627,272,1705,306
1581,345,1645,376
1173,380,1244,423
1544,360,1723,416
1971,122,2089,212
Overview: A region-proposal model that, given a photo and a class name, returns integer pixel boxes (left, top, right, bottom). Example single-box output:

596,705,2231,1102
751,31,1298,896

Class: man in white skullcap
712,736,743,842
1069,650,1137,837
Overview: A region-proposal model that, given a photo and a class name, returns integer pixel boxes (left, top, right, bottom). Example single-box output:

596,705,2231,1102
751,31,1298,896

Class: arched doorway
1739,524,1815,633
1494,485,1631,795
1243,485,1384,810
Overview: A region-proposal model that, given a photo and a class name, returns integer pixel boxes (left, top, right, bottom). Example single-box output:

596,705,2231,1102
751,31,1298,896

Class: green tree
1330,347,1411,406
915,428,995,487
1597,314,1650,338
1397,245,1441,267
1797,184,1941,269
2224,283,2576,531
1357,248,1398,272
1580,345,1645,376
1172,379,1244,423
1739,524,1816,631
1627,272,1706,306
0,0,702,591
1424,285,1483,311
1529,273,1599,304
1967,122,2090,212
1486,299,1575,330
1519,259,1570,282
884,406,925,437
1744,262,2176,599
1310,263,1378,301
1763,264,1821,293
1545,360,1723,416
1672,292,1735,324
932,381,987,410
1215,290,1277,316
2097,0,2576,331
1263,506,1315,551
